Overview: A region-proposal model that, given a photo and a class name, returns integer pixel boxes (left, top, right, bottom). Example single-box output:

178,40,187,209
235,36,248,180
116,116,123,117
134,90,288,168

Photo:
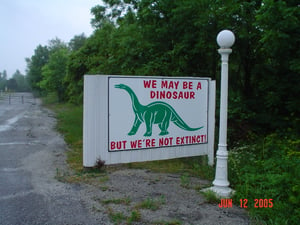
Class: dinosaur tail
171,109,203,131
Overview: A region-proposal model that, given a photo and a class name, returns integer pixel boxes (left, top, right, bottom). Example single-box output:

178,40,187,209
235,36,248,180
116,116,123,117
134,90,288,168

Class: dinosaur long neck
124,86,144,113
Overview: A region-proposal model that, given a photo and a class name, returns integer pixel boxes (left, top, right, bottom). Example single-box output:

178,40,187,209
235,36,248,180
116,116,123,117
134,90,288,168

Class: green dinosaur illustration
115,84,203,137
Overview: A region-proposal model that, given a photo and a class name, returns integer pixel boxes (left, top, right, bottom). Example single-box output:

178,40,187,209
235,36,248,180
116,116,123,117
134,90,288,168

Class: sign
83,75,215,166
108,77,209,151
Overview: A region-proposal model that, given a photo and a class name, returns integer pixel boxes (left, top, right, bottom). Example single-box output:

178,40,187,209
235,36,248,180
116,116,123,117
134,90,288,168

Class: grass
44,100,84,172
135,195,166,211
201,190,220,203
107,207,141,225
107,207,127,224
127,156,214,181
101,196,166,224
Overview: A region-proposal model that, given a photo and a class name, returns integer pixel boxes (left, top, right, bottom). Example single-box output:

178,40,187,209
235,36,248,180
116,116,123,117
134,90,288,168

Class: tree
7,78,18,91
1,70,7,80
48,37,67,52
65,22,116,103
69,33,87,51
253,0,300,130
26,45,49,93
12,70,30,92
39,47,69,101
0,70,8,91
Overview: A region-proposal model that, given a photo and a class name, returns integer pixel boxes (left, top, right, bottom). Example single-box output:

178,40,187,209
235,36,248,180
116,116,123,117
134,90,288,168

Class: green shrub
229,133,300,224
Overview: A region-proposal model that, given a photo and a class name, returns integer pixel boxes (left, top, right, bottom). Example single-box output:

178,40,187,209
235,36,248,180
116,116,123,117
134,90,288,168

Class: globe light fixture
217,30,235,48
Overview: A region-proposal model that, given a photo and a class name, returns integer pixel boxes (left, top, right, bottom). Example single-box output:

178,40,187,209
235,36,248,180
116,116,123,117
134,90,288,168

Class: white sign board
83,75,215,166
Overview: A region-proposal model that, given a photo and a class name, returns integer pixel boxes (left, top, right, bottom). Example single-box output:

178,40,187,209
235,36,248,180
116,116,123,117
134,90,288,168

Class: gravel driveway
0,93,249,225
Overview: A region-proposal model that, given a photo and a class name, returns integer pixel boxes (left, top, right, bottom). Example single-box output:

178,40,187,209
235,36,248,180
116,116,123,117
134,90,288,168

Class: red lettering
219,199,233,208
178,92,183,99
161,80,180,89
152,80,157,88
176,136,185,145
145,139,156,147
110,141,116,150
149,91,195,99
161,80,168,89
173,91,178,99
130,140,139,148
196,82,202,90
174,81,179,89
150,91,155,99
144,80,151,88
190,91,195,99
254,199,273,208
191,135,196,143
240,199,248,208
144,80,157,88
269,199,273,208
137,140,142,148
183,81,193,89
174,135,207,145
110,141,127,150
159,137,173,146
166,91,171,99
184,92,190,99
180,137,184,144
183,81,187,89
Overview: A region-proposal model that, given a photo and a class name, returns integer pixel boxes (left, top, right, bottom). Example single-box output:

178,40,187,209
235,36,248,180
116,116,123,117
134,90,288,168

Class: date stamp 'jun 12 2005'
218,199,273,208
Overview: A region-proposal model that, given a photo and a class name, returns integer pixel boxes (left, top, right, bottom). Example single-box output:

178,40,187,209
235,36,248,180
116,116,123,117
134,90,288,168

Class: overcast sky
1,0,103,78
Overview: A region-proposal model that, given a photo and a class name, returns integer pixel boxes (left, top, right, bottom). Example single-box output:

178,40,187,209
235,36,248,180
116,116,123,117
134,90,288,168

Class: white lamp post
211,30,235,197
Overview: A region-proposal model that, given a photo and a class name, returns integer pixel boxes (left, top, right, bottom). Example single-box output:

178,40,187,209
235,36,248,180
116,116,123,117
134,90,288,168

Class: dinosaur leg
128,116,141,135
158,111,170,135
159,119,170,135
143,112,154,136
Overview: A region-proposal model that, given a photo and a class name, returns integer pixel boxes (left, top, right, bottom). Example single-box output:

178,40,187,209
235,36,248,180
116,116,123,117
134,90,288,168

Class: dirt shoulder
80,167,250,225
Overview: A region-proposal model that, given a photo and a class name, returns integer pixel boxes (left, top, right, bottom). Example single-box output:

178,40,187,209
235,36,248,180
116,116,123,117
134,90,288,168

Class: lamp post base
203,186,235,198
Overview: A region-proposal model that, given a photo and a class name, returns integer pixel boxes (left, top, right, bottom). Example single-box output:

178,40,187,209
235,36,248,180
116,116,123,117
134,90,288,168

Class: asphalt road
0,93,102,225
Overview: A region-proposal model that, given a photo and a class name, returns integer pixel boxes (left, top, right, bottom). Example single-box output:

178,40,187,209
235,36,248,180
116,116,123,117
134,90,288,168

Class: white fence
0,92,36,105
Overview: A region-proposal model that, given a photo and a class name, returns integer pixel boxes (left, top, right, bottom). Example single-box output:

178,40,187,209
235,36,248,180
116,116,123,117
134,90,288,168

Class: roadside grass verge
49,102,83,172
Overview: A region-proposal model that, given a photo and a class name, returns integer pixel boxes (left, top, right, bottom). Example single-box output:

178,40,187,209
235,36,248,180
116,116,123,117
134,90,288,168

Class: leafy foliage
39,47,69,101
25,1,299,134
26,45,49,92
229,133,300,224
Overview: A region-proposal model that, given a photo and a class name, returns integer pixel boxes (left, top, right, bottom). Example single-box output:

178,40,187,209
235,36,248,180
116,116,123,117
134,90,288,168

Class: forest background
1,0,299,224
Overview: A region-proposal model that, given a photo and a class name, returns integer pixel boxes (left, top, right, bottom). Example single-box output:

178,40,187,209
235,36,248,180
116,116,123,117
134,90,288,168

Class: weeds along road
0,93,103,225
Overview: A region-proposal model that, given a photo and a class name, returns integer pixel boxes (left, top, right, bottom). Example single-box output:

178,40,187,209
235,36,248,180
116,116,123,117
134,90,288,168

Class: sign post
210,30,235,197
